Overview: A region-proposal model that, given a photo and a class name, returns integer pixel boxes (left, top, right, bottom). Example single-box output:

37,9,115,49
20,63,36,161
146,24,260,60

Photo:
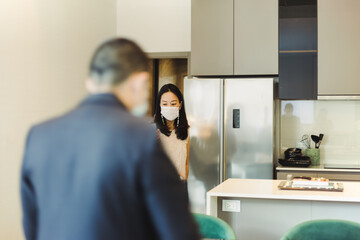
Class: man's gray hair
89,38,149,85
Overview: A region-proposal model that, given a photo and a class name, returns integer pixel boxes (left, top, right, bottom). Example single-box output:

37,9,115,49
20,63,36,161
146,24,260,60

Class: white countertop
276,165,360,173
207,178,360,203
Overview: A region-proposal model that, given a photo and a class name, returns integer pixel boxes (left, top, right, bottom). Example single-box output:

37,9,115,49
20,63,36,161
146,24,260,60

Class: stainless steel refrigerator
184,77,275,213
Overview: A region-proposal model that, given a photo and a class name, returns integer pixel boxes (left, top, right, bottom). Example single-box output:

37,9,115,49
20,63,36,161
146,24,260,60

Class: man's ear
86,77,97,93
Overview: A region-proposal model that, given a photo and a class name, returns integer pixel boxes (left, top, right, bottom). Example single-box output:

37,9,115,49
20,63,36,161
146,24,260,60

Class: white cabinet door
191,0,234,75
318,0,360,95
117,0,190,53
234,0,278,75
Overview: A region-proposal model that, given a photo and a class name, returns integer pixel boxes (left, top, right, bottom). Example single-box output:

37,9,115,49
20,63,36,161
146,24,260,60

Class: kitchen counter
276,165,360,173
276,165,360,181
207,179,360,204
207,179,360,240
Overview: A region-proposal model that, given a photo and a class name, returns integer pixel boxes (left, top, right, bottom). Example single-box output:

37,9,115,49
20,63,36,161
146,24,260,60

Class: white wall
117,0,191,53
0,0,116,239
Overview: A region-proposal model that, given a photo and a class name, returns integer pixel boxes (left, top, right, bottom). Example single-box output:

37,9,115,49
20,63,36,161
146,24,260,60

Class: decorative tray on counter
278,180,344,192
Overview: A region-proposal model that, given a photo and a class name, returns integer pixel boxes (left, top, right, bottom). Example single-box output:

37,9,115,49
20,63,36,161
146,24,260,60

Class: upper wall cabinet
318,0,360,95
191,0,234,75
117,0,190,53
278,0,318,100
234,0,278,75
191,0,278,76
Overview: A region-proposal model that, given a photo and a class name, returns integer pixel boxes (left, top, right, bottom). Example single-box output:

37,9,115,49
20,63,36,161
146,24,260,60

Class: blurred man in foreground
21,38,200,240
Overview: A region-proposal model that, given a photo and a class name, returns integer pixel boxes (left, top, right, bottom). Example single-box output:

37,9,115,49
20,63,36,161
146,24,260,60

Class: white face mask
131,101,149,117
161,106,179,121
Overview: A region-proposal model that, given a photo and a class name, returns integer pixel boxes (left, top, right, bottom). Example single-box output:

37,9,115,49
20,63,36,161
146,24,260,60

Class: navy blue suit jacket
21,94,200,240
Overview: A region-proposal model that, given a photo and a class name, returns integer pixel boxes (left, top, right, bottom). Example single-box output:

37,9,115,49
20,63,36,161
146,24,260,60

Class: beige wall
0,0,116,239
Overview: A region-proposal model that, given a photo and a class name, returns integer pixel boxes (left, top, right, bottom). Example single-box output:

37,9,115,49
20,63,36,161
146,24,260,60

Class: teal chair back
281,219,360,240
193,213,236,240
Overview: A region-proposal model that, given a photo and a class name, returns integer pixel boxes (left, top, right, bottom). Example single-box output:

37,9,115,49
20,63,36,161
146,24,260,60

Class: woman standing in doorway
154,84,190,181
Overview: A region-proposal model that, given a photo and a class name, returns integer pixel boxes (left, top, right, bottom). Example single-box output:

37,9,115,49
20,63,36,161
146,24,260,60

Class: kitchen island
207,179,360,240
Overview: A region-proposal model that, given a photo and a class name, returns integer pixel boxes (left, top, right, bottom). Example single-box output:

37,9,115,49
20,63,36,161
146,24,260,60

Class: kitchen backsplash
280,100,360,165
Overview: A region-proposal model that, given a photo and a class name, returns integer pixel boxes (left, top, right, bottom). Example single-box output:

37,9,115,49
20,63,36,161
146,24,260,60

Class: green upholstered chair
193,213,236,240
281,219,360,240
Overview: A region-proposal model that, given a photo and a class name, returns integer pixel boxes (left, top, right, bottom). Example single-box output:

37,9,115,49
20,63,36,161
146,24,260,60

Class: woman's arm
185,137,190,180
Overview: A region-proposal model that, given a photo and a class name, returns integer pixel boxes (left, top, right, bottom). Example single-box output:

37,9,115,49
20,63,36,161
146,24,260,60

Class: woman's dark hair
154,84,189,140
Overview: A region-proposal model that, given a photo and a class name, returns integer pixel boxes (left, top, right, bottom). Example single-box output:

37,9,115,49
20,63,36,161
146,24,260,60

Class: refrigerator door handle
233,109,240,128
219,79,225,183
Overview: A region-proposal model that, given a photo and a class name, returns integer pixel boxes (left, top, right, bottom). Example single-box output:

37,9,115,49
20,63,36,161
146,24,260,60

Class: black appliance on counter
279,148,311,167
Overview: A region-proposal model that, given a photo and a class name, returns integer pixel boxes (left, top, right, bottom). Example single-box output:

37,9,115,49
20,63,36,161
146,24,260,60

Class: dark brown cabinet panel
279,0,318,99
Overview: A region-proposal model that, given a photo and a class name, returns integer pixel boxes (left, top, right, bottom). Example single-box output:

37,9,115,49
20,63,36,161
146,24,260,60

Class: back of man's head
89,38,149,86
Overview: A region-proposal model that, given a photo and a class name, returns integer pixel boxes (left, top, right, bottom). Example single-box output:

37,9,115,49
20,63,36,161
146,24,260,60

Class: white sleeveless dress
159,130,189,180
